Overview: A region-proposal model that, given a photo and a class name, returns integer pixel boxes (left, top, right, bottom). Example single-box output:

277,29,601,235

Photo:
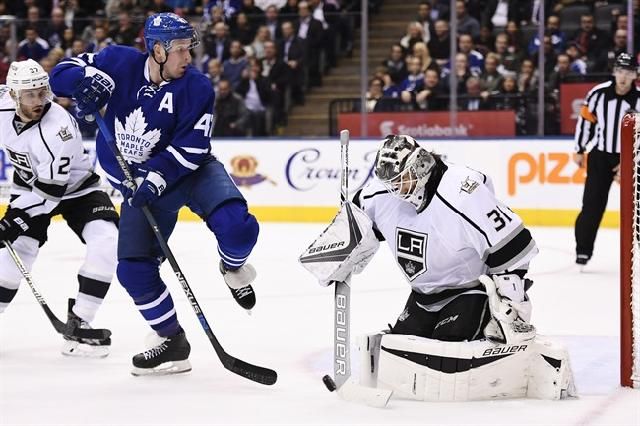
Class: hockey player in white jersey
0,60,118,357
302,134,575,401
354,134,539,344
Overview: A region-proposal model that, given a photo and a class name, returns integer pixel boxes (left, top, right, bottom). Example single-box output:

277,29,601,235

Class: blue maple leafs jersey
50,45,215,189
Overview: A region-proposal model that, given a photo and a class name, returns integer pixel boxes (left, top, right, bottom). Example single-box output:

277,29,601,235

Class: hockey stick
94,114,277,386
2,240,110,340
323,130,392,407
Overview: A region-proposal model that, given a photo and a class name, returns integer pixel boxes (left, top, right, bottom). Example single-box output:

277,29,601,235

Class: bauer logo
481,345,528,357
229,155,276,188
396,228,427,281
285,147,377,191
307,241,346,254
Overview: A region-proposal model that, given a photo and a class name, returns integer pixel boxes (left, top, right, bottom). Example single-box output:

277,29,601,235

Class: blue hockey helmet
143,13,199,54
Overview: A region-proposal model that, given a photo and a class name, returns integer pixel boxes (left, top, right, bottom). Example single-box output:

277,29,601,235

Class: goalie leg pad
376,334,575,401
358,331,387,387
527,337,577,400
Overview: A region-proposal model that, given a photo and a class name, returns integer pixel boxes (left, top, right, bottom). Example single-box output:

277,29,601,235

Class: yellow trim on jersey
0,205,619,228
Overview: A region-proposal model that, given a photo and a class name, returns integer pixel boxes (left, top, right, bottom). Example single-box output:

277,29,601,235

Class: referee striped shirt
574,80,640,154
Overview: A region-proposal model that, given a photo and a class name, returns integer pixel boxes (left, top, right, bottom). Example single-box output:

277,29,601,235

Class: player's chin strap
150,49,171,83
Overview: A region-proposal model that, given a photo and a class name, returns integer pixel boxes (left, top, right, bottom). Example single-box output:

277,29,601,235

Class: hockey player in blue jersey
50,13,260,376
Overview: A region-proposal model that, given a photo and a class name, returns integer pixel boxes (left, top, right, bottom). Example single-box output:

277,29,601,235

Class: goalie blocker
299,201,379,285
359,332,576,401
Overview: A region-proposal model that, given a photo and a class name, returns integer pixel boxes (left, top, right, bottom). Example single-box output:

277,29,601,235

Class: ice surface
1,222,638,425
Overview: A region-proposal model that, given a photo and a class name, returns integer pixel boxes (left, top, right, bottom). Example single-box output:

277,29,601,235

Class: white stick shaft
334,279,351,389
340,129,349,202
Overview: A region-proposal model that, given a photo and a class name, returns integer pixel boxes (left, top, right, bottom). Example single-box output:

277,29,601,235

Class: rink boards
0,138,619,227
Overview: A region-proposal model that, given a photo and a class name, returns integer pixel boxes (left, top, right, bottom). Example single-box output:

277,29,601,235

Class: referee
574,52,640,266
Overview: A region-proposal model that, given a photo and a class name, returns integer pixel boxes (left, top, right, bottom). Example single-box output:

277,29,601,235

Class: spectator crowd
0,0,638,136
0,0,367,136
370,0,639,135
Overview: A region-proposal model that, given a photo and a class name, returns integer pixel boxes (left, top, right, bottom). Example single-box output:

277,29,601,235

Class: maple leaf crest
114,107,161,163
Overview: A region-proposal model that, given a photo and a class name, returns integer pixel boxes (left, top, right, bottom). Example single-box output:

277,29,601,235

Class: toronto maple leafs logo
153,16,162,26
114,108,161,163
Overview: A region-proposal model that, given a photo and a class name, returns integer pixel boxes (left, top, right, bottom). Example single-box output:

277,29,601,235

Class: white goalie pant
358,333,576,401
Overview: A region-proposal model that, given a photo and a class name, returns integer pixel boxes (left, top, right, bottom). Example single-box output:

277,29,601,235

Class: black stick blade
225,357,278,385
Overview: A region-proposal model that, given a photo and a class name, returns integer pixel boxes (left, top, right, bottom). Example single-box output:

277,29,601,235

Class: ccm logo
508,152,586,195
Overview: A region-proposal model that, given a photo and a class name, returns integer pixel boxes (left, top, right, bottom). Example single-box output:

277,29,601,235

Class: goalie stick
324,130,393,408
94,114,277,386
2,240,110,340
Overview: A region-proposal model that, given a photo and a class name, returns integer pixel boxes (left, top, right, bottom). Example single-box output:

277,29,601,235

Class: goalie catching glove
299,202,379,285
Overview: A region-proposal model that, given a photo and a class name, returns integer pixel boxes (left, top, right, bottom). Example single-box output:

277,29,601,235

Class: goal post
620,112,639,388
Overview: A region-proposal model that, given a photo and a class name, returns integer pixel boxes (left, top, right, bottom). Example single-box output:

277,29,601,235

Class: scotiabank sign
559,82,593,135
337,111,516,137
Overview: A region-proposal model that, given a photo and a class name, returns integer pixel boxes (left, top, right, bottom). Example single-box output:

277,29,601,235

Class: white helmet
374,134,436,212
7,59,50,92
6,59,52,113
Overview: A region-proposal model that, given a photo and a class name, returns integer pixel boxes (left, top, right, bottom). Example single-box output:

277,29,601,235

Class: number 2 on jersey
58,157,71,175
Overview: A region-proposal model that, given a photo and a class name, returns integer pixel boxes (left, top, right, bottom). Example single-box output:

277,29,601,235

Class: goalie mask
374,134,436,212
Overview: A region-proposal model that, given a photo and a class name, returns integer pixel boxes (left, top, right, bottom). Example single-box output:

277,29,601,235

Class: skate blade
61,340,110,358
131,360,192,377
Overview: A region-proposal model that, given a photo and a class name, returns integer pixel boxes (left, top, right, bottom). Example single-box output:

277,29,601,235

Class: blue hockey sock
206,200,259,270
117,258,181,337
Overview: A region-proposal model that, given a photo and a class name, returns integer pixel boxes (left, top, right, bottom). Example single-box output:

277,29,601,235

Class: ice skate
62,300,111,358
131,330,191,376
220,260,256,311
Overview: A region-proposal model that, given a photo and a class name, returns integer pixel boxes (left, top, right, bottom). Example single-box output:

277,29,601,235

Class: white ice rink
1,221,638,426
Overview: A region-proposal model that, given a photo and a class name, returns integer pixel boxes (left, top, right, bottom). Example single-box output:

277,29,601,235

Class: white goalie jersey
0,86,100,218
354,161,538,295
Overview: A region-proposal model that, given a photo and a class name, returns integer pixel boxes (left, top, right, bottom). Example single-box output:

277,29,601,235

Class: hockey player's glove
130,169,166,208
72,66,115,120
0,208,31,245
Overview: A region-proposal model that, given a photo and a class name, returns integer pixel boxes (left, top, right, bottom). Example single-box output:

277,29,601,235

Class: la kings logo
5,147,35,183
396,228,427,281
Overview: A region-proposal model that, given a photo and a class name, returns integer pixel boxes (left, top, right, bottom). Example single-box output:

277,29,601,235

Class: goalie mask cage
621,112,640,388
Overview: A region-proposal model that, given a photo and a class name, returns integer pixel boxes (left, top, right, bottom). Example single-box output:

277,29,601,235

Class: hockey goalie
301,134,576,402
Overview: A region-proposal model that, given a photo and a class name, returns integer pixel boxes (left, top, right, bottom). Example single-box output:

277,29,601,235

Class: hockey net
621,112,640,388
